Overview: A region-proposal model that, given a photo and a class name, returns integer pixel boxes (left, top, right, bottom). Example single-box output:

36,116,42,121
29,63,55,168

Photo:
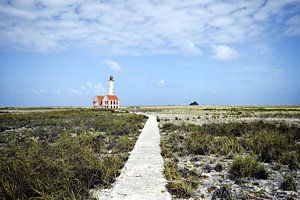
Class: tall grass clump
186,132,214,155
248,131,289,162
229,155,268,180
164,161,194,198
212,136,244,155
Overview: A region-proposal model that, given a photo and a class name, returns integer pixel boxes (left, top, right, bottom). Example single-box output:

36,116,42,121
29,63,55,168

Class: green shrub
212,136,244,155
186,132,214,155
160,139,172,158
161,131,186,158
164,161,193,198
114,135,134,152
229,155,267,179
161,123,177,131
249,131,288,162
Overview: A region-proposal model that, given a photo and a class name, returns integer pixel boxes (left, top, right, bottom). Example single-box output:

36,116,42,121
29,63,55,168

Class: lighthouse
93,75,120,109
108,75,114,95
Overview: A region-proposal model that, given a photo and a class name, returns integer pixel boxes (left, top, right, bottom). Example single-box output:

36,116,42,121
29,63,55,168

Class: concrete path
94,115,171,200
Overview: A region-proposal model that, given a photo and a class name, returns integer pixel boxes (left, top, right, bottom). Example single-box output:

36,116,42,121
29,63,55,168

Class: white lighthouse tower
108,75,115,95
93,75,119,109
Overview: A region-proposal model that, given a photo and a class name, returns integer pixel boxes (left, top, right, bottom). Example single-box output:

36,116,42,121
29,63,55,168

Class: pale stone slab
93,115,171,200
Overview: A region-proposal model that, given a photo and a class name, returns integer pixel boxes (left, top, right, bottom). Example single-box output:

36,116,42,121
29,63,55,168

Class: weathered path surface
94,115,171,200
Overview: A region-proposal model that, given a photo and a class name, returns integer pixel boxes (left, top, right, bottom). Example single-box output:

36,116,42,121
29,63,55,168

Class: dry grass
0,108,147,199
159,111,300,198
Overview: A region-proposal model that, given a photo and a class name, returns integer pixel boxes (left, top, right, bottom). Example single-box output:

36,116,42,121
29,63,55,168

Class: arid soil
137,106,300,199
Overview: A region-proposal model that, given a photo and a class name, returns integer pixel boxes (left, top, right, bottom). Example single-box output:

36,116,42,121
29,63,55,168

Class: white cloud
0,0,299,55
105,60,122,72
30,89,46,95
70,81,106,96
70,89,82,95
212,45,240,60
157,80,166,87
284,15,300,36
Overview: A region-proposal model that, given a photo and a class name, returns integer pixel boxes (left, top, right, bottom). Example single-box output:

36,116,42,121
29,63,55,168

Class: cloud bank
0,0,299,55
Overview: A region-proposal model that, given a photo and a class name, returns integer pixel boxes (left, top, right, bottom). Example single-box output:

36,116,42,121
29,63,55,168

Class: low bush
161,123,177,131
249,131,288,162
212,136,244,155
114,135,135,152
186,132,214,155
161,131,186,158
229,155,268,179
164,161,193,198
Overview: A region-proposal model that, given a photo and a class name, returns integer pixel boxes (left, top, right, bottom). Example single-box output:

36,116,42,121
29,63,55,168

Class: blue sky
0,0,300,106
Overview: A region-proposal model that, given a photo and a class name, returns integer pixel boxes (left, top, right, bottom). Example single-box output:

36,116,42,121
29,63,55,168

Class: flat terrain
127,106,300,199
126,106,300,126
0,108,147,199
1,106,299,199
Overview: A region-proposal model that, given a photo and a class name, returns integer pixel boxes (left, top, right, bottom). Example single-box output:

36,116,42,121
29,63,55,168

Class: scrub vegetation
157,106,300,199
0,108,147,199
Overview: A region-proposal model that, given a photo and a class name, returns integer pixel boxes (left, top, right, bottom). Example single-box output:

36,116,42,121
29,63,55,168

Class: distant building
189,101,199,106
93,76,120,109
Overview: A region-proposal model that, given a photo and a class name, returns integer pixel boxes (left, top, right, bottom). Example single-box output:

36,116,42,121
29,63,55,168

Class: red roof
106,95,119,100
94,95,119,101
95,96,104,101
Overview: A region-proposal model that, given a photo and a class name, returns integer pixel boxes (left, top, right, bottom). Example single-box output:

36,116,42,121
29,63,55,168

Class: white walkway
94,115,171,200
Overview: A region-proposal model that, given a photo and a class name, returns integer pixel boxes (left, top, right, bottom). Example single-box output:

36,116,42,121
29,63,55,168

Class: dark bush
212,185,234,200
280,151,299,170
214,163,223,172
280,174,296,191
